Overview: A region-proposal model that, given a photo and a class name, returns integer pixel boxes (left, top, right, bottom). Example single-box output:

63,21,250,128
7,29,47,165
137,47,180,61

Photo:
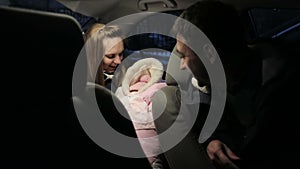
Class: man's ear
203,43,217,64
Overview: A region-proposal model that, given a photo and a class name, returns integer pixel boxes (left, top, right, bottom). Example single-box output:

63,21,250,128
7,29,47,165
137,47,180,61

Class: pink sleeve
139,82,167,105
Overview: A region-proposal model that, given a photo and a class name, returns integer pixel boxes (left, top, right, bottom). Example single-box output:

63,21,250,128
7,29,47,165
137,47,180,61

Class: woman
85,23,124,89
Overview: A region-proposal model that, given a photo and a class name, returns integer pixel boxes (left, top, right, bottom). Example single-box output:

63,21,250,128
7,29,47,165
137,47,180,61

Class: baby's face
139,74,151,83
130,69,151,86
129,74,151,92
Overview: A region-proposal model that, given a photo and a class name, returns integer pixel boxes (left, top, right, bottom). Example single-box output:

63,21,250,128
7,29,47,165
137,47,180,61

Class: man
153,1,299,169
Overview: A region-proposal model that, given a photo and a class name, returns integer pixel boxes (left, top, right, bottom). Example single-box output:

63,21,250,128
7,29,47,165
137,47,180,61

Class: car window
3,0,97,32
245,7,300,42
123,10,182,79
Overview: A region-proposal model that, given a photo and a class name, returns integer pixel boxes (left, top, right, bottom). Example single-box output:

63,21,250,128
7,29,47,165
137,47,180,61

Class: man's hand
207,140,240,169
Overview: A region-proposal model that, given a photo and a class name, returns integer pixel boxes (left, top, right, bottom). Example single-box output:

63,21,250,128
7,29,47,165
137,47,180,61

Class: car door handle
138,0,177,11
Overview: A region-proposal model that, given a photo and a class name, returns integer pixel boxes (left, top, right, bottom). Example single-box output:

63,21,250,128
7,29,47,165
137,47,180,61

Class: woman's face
102,37,124,73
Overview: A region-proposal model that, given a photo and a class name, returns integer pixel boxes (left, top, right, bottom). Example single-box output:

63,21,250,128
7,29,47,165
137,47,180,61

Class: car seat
0,5,85,168
0,5,150,169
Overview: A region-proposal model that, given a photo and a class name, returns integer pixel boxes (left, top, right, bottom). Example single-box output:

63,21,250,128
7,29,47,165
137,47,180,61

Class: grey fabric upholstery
71,83,152,168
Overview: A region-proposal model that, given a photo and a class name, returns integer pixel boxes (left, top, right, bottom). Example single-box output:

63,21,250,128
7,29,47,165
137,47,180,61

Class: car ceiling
57,0,197,22
58,0,300,23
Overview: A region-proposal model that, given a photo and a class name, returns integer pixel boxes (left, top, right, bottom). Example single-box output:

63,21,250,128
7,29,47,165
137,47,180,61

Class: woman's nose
113,55,122,64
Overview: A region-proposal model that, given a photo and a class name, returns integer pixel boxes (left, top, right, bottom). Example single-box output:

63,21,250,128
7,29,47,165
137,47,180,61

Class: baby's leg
135,129,161,165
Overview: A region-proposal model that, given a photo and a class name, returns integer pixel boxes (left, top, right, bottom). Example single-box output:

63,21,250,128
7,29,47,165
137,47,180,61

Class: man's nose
179,58,187,70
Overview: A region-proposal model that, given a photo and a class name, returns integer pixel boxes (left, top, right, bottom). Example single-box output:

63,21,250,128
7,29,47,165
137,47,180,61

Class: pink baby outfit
115,58,166,165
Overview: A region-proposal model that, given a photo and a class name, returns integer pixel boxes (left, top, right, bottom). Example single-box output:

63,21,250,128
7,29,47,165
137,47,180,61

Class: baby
115,58,166,168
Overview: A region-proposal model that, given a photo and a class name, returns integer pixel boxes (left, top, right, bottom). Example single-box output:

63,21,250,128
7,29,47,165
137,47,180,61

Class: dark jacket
208,42,299,169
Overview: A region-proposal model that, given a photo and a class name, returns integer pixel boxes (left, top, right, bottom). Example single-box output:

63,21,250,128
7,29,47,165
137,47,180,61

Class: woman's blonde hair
84,23,123,86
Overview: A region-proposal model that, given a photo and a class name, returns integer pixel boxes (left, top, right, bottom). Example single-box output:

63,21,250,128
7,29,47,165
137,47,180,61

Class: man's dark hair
173,0,247,55
173,0,253,90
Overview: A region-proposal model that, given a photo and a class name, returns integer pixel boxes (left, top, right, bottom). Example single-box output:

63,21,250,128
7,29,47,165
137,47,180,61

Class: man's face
175,34,210,87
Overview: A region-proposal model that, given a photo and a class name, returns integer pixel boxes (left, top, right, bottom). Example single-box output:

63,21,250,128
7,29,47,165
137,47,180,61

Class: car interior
1,0,299,168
